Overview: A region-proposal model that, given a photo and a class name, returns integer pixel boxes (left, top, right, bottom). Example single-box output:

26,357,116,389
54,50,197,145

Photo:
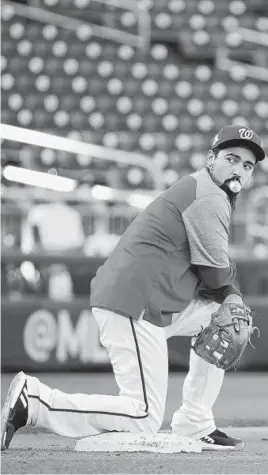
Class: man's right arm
182,194,243,302
197,260,237,288
194,262,243,303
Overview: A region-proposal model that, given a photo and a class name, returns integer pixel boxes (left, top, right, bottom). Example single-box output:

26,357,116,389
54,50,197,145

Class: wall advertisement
2,298,267,371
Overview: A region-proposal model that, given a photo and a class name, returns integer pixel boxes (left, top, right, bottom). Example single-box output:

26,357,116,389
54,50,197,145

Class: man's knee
136,411,163,433
130,397,164,433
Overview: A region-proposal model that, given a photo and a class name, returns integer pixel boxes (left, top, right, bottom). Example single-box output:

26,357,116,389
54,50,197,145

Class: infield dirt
1,372,268,473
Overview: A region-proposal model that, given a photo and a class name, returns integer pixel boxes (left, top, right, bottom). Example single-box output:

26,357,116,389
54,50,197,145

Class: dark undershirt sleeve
195,263,243,303
197,264,236,288
198,285,242,303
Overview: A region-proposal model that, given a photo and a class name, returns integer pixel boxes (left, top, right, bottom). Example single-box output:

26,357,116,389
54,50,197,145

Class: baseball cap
211,125,266,162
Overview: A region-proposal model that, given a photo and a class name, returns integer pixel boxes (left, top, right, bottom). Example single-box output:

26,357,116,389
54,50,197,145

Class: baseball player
1,125,266,452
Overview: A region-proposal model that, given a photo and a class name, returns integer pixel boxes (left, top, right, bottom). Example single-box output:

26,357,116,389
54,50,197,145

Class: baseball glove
192,303,259,370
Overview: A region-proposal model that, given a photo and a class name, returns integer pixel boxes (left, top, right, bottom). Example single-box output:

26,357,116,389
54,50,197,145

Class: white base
75,432,202,453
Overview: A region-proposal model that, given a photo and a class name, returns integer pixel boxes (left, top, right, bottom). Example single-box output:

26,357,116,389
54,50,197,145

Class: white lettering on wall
23,309,57,362
23,308,109,364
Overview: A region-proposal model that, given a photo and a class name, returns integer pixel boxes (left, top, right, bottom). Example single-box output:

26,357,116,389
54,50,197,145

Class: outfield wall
2,296,268,372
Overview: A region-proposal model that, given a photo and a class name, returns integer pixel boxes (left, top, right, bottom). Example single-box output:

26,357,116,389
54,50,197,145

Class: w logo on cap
239,128,254,140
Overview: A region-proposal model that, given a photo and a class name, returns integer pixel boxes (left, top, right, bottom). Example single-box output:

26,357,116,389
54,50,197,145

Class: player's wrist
223,294,244,305
221,284,243,302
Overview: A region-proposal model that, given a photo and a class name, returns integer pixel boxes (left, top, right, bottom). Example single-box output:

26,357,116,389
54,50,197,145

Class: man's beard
219,182,238,210
206,166,238,210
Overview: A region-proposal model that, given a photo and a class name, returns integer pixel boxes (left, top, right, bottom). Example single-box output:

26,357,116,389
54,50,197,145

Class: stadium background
1,0,268,373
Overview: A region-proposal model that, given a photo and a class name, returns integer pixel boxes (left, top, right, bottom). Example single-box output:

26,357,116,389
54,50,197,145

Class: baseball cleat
200,429,244,451
1,371,28,451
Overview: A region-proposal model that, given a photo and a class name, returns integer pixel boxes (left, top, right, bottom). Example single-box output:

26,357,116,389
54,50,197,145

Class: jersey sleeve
182,194,231,267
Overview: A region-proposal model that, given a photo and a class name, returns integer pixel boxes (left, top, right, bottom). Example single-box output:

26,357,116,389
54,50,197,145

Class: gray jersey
90,168,235,327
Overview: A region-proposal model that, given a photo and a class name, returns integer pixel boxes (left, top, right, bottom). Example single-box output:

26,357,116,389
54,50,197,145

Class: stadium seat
1,0,267,185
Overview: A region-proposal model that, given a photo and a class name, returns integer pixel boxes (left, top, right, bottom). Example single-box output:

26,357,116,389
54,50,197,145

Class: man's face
210,146,256,190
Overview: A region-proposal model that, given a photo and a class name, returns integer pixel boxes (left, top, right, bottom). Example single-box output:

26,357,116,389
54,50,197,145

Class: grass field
1,371,268,473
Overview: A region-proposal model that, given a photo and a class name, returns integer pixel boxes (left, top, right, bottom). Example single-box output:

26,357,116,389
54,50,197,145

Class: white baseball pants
26,299,223,439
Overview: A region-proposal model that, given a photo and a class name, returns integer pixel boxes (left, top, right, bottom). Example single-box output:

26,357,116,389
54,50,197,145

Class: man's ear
206,149,216,168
